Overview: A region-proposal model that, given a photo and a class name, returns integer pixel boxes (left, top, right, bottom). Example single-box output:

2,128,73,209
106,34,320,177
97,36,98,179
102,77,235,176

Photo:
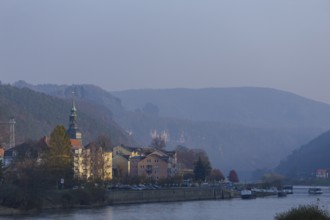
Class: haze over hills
113,87,330,128
12,81,330,176
0,83,133,147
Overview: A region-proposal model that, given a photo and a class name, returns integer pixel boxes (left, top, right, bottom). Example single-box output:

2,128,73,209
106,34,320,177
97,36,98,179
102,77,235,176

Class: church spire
67,91,82,141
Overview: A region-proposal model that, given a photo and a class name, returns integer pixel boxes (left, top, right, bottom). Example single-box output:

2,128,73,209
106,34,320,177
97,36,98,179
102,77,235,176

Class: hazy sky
1,1,330,103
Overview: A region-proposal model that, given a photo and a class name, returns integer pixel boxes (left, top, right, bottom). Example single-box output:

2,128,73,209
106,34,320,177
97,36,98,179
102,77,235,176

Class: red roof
70,139,83,150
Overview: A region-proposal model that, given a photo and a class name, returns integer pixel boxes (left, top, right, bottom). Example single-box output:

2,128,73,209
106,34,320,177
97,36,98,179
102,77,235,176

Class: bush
275,205,330,220
61,188,106,207
0,184,42,210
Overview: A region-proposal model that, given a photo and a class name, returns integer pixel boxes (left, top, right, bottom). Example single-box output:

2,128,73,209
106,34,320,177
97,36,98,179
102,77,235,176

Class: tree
44,125,73,184
2,140,50,209
228,170,239,183
95,134,113,151
150,135,166,149
88,143,104,181
262,172,284,188
210,169,225,182
175,145,211,171
193,156,212,182
194,157,206,181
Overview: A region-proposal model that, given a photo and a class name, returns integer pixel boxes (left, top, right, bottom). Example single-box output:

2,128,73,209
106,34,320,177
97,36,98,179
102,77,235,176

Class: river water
4,186,330,220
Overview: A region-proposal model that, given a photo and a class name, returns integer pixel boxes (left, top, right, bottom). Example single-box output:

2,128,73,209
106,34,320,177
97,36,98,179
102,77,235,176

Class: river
4,186,330,220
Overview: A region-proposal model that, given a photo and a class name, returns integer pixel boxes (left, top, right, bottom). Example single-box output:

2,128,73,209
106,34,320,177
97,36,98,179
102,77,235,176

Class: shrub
275,205,330,220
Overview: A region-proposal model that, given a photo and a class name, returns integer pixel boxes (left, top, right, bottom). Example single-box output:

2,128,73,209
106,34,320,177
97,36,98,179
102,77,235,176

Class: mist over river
4,186,330,220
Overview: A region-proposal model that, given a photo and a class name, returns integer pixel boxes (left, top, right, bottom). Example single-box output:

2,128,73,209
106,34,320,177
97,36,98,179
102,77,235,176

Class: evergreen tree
194,157,205,181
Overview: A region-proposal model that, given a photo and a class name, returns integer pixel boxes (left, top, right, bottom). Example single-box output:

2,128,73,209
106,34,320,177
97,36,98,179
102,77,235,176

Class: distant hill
276,131,330,178
113,87,330,128
0,84,133,147
13,82,330,175
14,80,125,117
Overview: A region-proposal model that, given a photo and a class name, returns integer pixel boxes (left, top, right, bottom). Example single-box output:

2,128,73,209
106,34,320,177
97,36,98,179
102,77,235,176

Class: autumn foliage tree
228,170,239,183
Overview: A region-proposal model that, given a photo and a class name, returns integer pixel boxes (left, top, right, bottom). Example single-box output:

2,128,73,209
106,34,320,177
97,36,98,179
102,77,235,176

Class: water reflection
3,186,330,220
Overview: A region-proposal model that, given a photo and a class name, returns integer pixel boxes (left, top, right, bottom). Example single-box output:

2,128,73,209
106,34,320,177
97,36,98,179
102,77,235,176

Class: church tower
67,96,82,142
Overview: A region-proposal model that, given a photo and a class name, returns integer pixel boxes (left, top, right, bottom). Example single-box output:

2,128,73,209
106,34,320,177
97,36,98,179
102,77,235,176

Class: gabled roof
3,138,47,158
118,145,146,153
113,153,130,161
147,149,176,158
129,155,145,160
142,153,169,163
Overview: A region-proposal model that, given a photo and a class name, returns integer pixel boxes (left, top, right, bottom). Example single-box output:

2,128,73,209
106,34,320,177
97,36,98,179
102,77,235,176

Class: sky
1,0,330,103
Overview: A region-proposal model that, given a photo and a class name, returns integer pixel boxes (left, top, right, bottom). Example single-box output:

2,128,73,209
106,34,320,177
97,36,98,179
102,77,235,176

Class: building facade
68,99,112,181
138,154,169,180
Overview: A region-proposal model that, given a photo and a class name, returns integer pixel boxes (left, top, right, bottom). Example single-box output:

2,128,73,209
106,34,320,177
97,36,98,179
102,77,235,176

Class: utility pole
0,117,16,149
9,117,15,149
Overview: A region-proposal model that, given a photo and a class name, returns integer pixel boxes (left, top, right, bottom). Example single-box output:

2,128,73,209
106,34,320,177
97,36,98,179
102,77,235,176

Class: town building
103,151,113,181
112,144,178,180
68,98,112,181
316,169,329,179
113,145,145,157
138,153,169,180
138,149,178,180
73,147,91,180
3,137,48,167
112,154,130,178
129,155,144,177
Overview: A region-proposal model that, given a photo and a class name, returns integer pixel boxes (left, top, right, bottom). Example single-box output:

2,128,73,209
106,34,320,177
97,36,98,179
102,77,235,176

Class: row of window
146,159,159,163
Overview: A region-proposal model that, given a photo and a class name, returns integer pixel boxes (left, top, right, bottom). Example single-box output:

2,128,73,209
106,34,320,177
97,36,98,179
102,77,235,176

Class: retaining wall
106,188,233,205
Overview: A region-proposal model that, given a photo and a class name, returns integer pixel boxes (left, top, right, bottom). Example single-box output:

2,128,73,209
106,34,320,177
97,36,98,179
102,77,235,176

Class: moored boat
277,190,287,197
283,185,293,194
308,187,322,195
241,189,256,199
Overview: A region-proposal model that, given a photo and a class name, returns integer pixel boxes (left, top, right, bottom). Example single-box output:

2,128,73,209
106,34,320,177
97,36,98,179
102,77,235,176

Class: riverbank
0,187,234,216
0,187,278,216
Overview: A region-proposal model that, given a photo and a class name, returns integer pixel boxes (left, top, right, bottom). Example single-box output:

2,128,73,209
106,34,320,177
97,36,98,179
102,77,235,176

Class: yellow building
73,146,91,180
103,151,113,181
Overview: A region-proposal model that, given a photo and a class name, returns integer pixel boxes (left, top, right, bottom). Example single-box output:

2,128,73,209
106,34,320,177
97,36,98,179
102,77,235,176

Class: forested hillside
276,131,330,178
0,84,133,147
